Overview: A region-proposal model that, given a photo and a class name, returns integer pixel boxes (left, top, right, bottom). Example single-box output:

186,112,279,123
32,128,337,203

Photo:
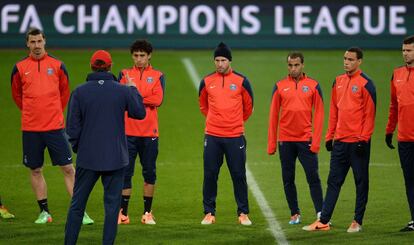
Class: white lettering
337,5,359,35
78,5,99,34
389,6,406,35
1,4,19,32
157,5,178,34
54,4,75,34
19,4,42,32
102,5,125,33
179,6,188,34
241,5,260,35
363,6,385,35
295,6,312,35
313,6,336,34
217,6,239,34
274,6,291,35
127,6,154,34
190,5,214,35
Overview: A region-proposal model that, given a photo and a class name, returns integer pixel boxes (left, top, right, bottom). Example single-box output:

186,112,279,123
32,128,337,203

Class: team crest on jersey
146,77,154,83
302,85,309,92
352,85,358,93
230,84,237,90
47,68,54,75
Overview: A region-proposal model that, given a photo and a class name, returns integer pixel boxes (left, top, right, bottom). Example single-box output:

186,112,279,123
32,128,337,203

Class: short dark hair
91,60,111,72
26,27,45,41
347,47,363,59
403,35,414,45
130,39,153,54
287,51,304,63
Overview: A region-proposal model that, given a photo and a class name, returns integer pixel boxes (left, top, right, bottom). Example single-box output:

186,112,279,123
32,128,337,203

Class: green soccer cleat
34,210,52,224
0,206,15,219
82,212,94,225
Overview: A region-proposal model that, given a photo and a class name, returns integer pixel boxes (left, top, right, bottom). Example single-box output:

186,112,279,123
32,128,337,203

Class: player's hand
125,72,136,87
385,133,395,149
325,140,333,152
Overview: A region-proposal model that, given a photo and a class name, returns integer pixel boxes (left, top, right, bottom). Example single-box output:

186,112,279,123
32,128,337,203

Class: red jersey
386,65,414,141
325,70,376,143
119,65,165,137
198,69,253,137
11,53,70,131
268,74,324,154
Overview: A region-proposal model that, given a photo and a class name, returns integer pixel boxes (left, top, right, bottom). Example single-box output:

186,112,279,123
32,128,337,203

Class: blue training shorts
22,129,72,169
124,136,158,185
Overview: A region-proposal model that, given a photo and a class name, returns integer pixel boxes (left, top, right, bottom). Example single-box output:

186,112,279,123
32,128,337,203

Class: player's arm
11,65,23,110
360,78,377,141
59,63,70,110
310,83,324,153
199,79,208,116
267,84,280,155
241,77,254,121
386,74,398,134
143,74,165,107
325,79,338,141
66,90,82,153
125,86,146,120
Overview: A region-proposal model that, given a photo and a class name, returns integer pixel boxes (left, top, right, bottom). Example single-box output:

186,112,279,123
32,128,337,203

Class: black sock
37,199,49,213
121,195,130,215
143,196,153,213
0,196,3,206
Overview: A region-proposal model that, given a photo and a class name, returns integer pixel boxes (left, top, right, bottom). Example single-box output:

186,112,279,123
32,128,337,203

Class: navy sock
37,199,49,213
121,195,130,215
143,196,153,213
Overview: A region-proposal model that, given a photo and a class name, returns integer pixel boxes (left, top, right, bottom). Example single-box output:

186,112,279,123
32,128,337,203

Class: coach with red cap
64,50,146,245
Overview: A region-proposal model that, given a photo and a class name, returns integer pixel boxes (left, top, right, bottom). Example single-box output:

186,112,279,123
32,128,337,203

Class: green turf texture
0,49,412,244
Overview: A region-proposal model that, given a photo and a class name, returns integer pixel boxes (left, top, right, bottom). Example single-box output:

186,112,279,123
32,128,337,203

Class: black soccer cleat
400,221,414,232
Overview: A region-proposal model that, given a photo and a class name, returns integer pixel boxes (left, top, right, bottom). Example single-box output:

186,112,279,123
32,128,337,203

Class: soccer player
10,28,93,225
268,52,324,225
199,42,254,225
117,40,165,225
303,47,376,233
0,196,14,219
385,35,414,232
64,50,146,245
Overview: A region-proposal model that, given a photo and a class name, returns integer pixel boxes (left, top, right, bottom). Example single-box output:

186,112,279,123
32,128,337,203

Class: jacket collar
29,52,48,61
216,68,233,77
406,65,414,71
86,71,117,81
346,69,362,78
134,64,152,72
288,73,307,82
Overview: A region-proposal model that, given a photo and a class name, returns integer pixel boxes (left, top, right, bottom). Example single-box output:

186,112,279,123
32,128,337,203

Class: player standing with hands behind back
385,35,414,232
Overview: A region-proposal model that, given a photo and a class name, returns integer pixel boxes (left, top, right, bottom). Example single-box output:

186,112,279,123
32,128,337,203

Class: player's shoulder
15,56,30,67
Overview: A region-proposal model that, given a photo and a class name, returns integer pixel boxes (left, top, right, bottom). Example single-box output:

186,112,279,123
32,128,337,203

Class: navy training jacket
66,71,146,171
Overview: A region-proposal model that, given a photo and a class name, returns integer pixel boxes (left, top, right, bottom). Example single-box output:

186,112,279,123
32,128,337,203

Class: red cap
90,50,112,68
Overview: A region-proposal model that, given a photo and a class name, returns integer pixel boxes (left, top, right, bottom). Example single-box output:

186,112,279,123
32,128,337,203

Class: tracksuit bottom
203,134,249,216
398,142,414,221
278,141,323,216
65,166,125,245
320,141,370,225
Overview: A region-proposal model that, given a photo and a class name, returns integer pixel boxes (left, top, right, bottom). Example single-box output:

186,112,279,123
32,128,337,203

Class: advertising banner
1,0,412,48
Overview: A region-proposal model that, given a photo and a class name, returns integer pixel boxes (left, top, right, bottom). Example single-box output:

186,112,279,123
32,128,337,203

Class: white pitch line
181,57,288,245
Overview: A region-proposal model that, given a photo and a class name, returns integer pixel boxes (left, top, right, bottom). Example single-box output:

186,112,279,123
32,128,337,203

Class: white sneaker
201,213,215,225
347,220,362,233
238,213,252,226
